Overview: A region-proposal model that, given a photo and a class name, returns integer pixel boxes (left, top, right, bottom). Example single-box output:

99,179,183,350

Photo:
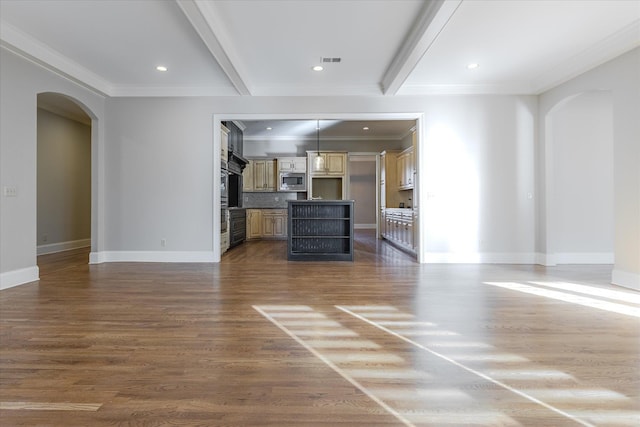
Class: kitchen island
287,200,354,261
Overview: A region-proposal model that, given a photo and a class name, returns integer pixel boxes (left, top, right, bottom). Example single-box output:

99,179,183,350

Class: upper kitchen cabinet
308,151,347,176
244,159,276,192
278,157,307,173
397,130,417,191
221,125,229,163
397,147,414,190
307,151,348,200
222,121,244,156
380,150,403,209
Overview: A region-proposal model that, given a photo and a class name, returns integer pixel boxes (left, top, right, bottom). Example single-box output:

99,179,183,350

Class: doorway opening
36,93,92,275
214,114,422,263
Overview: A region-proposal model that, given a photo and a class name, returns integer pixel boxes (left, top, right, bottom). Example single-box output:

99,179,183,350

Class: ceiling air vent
321,57,342,63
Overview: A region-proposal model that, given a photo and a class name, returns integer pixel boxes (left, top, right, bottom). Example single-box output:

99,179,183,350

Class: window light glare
312,65,324,71
156,65,168,72
466,63,479,70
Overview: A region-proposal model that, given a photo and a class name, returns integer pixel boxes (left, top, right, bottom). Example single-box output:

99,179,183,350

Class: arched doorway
36,93,93,271
544,91,614,265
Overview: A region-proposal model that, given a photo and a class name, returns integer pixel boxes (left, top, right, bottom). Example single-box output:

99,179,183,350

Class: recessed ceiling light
156,65,168,72
466,63,479,70
312,65,324,71
362,127,369,131
266,127,272,130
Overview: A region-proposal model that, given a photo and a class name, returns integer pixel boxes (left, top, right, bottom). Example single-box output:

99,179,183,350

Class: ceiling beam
176,0,252,96
380,0,462,96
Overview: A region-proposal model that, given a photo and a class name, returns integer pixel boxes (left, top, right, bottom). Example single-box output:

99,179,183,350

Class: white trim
612,269,640,292
533,21,640,94
37,239,91,256
0,22,111,96
535,252,556,266
88,251,215,264
176,0,252,95
382,0,463,95
0,266,39,290
554,252,614,265
422,252,538,264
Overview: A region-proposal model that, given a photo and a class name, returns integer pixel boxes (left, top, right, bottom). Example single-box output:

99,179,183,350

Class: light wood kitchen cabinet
307,151,348,200
262,209,287,238
278,157,307,173
308,151,346,176
243,160,254,191
246,209,287,240
380,150,402,209
246,209,263,239
244,159,276,192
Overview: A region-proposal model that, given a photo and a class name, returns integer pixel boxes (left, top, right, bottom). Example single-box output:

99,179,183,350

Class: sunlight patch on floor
485,282,640,317
528,281,640,304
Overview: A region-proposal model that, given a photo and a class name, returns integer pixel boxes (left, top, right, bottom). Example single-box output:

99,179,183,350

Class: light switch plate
3,186,17,197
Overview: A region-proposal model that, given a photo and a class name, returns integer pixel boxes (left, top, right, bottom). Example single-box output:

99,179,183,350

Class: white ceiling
1,0,638,97
2,0,638,139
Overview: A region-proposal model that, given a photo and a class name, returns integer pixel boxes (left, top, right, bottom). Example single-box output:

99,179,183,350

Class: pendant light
313,119,325,171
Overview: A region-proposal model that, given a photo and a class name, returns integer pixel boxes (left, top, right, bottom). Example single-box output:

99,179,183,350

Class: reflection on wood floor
1,230,638,426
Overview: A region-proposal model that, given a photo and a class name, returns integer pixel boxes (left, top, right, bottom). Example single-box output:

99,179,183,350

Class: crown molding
1,20,112,96
396,82,535,96
108,85,239,97
532,20,640,94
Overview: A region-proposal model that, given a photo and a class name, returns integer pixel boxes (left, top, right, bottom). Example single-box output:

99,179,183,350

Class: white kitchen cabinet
382,208,416,255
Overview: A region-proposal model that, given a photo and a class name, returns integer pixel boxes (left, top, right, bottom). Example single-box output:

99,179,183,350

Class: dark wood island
287,200,354,261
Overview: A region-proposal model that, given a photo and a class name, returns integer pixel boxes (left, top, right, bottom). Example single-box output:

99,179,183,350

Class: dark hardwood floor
1,231,638,426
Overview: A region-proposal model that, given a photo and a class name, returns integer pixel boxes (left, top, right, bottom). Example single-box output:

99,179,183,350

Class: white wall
539,47,640,290
103,95,537,264
420,96,537,262
4,43,636,290
103,97,215,257
549,92,614,263
37,108,92,253
0,48,105,289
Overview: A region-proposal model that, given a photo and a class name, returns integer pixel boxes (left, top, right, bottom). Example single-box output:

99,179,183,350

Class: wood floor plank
0,230,638,426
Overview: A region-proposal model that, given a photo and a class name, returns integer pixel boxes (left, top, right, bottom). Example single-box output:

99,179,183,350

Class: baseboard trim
612,269,640,291
534,252,615,266
422,252,537,264
37,239,91,255
0,266,40,290
554,252,614,264
535,253,556,266
89,251,215,264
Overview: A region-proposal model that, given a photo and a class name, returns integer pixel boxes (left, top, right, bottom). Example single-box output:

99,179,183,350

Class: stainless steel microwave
279,172,307,192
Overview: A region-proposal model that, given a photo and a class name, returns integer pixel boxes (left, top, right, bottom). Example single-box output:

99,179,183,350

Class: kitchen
219,119,418,259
